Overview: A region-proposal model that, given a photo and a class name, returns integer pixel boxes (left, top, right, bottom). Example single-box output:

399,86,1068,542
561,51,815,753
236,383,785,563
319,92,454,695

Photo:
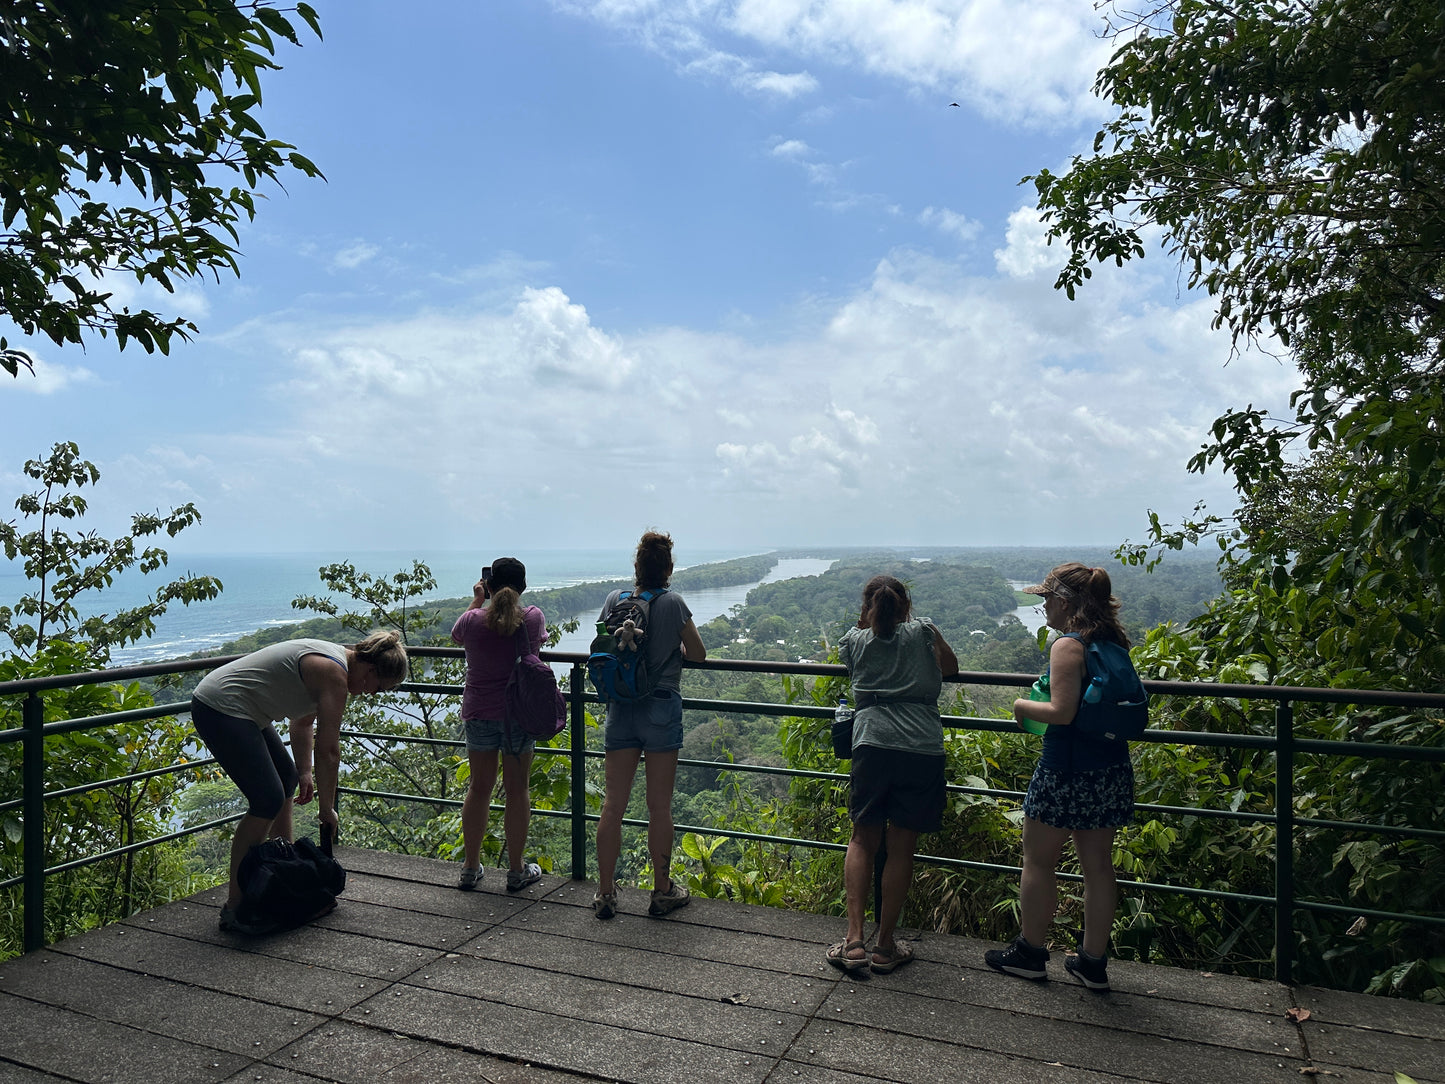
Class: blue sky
1,0,1296,557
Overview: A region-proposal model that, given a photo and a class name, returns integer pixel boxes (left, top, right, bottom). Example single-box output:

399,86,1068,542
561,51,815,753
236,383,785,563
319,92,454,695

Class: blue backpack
588,589,668,702
1067,635,1150,742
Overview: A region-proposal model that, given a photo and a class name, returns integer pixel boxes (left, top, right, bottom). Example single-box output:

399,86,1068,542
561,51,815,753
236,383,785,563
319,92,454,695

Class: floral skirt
1023,761,1135,830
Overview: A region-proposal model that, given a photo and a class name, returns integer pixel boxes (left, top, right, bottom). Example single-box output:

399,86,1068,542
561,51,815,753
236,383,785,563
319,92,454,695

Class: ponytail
485,587,525,636
352,629,409,686
858,575,912,638
1047,562,1130,648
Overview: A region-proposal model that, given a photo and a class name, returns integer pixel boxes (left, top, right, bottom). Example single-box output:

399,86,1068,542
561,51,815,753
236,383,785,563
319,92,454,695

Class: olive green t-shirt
839,619,944,756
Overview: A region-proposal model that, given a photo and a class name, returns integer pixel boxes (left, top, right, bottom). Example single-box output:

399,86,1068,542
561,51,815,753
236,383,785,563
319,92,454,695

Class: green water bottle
589,621,614,655
1021,673,1049,735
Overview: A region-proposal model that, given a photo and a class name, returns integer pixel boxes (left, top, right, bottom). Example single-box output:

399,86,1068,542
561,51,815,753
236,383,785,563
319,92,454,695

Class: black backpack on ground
236,830,345,931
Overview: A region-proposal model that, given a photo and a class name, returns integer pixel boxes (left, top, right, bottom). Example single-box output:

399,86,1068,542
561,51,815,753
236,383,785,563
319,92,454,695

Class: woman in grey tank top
190,630,408,934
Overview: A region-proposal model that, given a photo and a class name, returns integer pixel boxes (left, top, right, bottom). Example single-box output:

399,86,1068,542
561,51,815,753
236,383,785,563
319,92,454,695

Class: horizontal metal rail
4,647,1444,984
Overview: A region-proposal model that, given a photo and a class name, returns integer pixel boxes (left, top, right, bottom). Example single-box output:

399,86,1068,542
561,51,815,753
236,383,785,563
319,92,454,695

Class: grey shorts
463,718,534,757
603,688,684,752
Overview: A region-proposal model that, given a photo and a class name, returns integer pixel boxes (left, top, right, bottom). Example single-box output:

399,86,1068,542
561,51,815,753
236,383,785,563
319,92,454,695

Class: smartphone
481,565,492,583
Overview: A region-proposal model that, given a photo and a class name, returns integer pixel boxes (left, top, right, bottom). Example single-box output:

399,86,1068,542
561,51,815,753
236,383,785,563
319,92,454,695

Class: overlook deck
1,848,1441,1084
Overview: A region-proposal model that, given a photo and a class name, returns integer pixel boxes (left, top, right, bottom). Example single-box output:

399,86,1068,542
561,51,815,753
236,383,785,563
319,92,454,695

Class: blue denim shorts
603,688,684,752
463,717,534,756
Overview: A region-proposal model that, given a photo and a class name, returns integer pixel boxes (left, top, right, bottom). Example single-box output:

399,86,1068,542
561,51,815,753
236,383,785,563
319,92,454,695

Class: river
547,556,834,657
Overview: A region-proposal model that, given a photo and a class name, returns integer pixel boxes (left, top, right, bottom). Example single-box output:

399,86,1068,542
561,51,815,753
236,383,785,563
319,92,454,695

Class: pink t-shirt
451,604,546,721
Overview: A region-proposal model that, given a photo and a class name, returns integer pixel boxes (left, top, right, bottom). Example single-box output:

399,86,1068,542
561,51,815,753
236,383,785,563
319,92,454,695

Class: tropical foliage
0,444,220,954
1022,0,1445,998
0,1,323,377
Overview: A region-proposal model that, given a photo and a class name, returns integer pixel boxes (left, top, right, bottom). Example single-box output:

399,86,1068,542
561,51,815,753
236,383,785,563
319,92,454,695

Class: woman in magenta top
450,557,547,893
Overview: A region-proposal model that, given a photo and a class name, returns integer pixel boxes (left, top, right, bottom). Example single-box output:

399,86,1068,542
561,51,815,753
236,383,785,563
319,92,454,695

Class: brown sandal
870,939,915,974
825,939,870,972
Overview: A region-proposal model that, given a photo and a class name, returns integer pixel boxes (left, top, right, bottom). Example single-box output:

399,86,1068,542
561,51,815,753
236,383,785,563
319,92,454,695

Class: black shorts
849,745,946,833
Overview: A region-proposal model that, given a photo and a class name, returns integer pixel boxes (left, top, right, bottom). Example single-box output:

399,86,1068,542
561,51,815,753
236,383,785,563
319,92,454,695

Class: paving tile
395,951,807,1051
50,925,376,1015
338,983,775,1083
465,925,831,1014
0,951,323,1058
799,991,1308,1084
0,990,249,1084
268,1018,586,1084
786,1016,1146,1084
2,848,1439,1084
1305,1020,1445,1083
1296,984,1445,1040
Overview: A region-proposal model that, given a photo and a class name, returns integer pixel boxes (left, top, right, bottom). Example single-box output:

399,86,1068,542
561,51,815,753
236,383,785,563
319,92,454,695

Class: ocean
0,548,834,666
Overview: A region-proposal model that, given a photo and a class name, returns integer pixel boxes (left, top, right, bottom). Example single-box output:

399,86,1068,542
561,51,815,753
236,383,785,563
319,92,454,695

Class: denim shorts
463,717,534,756
603,688,684,752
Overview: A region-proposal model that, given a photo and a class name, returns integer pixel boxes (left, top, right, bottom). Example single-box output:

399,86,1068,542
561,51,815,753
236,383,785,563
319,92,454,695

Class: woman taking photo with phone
451,557,548,893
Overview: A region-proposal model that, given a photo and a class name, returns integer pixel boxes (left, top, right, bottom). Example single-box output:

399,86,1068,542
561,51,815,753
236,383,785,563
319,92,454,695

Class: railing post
22,691,46,953
569,663,588,880
1274,698,1295,985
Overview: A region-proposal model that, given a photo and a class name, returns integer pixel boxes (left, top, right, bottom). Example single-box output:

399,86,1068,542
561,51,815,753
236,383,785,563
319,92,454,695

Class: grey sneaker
984,935,1050,981
593,891,618,920
506,862,542,892
648,881,690,917
457,866,482,891
1065,949,1110,991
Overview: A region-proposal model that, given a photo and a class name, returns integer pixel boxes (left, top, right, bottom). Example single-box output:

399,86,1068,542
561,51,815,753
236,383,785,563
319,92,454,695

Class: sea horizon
0,547,785,666
2,547,1051,666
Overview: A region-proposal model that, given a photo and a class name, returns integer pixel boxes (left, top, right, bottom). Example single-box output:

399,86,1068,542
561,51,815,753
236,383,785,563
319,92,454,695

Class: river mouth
548,557,834,657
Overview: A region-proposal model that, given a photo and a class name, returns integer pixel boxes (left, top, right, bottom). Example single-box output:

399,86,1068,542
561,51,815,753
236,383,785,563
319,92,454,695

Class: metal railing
4,647,1444,985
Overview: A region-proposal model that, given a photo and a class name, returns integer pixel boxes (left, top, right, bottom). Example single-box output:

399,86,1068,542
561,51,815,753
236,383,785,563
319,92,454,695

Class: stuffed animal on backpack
615,619,641,652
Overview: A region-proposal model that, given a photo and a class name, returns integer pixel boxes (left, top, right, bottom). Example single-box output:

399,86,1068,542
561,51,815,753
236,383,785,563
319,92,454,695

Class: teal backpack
1065,634,1150,742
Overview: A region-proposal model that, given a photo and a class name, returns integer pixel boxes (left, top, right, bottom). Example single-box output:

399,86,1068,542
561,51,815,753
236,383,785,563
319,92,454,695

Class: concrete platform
1,847,1441,1084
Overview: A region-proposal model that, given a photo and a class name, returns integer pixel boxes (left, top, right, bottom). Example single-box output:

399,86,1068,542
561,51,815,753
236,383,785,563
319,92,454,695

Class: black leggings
191,697,297,820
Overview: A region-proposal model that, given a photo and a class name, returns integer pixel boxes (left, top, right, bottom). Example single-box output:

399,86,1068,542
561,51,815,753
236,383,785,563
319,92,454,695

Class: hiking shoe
593,891,618,920
457,866,482,891
506,862,542,892
648,881,690,917
1065,949,1111,991
984,935,1050,981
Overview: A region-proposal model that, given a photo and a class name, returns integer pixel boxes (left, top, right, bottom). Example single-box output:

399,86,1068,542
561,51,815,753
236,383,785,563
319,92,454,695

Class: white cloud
553,0,1112,125
331,241,381,271
5,355,97,395
195,238,1296,550
771,138,812,159
994,204,1054,279
744,70,819,97
919,205,981,244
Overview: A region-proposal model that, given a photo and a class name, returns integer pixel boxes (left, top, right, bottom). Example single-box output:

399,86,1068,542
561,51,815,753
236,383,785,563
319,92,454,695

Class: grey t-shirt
194,638,348,728
839,619,944,756
598,588,693,692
